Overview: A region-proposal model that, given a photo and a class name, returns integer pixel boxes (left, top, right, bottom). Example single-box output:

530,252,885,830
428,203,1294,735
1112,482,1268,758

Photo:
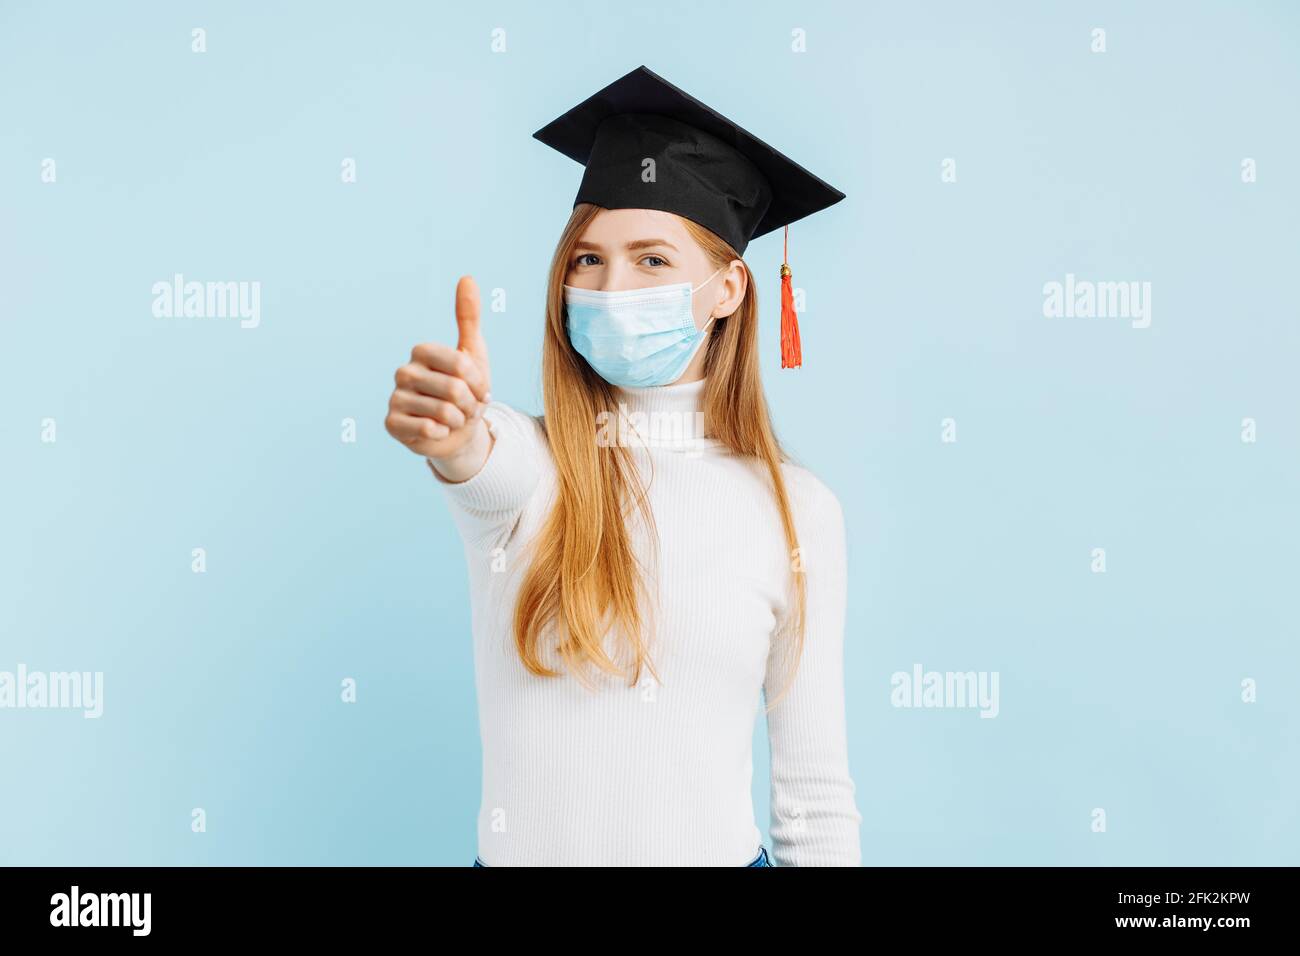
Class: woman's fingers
387,316,492,462
391,388,468,430
394,363,481,418
385,411,449,444
409,342,489,403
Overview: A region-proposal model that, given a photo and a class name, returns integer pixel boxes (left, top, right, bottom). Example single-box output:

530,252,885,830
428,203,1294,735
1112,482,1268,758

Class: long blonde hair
512,203,807,712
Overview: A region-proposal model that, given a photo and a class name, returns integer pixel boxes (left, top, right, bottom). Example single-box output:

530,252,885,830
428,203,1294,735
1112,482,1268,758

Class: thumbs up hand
386,276,494,476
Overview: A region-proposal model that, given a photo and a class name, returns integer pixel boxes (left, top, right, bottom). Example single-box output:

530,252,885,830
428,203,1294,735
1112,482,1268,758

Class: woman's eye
641,255,668,267
575,253,601,266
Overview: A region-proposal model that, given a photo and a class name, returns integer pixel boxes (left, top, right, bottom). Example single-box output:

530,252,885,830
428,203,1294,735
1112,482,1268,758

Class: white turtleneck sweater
428,377,862,866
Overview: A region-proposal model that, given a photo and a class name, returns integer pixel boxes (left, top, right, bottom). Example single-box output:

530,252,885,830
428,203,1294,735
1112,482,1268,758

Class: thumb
454,275,491,398
455,276,487,356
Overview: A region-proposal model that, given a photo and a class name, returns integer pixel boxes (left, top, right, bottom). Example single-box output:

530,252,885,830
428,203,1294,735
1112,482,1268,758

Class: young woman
384,67,862,866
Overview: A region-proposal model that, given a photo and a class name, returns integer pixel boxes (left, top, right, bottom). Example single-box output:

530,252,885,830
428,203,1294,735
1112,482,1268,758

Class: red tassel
779,225,802,368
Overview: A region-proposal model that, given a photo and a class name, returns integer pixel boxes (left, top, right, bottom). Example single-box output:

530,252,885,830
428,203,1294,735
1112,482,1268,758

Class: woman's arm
426,414,493,483
763,476,864,866
387,275,545,547
425,400,547,552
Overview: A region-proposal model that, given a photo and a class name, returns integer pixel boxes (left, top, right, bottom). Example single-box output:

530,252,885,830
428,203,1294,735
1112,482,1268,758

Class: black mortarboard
533,66,846,367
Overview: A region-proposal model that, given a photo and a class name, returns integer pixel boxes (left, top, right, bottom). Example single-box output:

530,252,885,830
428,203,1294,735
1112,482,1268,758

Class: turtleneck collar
613,376,705,416
605,376,716,449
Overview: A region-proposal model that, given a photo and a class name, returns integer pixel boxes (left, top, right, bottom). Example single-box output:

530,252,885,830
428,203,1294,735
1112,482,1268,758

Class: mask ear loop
690,266,726,294
672,267,729,381
692,266,728,329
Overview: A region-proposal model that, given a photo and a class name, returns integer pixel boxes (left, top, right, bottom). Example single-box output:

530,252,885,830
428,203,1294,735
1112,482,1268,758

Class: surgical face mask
564,267,724,388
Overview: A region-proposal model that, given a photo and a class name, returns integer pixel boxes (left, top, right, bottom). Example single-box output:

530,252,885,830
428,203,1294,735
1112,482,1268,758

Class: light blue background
1,0,1296,865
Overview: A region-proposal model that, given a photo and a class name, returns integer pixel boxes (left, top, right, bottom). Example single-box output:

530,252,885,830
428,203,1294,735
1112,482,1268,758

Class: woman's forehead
578,208,692,246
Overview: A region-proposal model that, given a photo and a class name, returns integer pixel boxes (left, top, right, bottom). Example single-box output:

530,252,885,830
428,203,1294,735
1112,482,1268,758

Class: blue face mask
564,267,724,388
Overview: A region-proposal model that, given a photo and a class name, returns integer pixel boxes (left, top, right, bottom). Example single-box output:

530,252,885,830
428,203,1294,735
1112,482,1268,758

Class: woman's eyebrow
572,238,679,253
625,239,678,252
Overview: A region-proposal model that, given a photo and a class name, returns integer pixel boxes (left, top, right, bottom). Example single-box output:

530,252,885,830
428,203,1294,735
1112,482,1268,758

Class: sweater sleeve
763,475,864,866
426,400,548,553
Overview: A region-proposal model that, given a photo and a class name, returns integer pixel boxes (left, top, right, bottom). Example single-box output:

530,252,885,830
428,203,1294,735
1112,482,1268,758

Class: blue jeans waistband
473,845,772,867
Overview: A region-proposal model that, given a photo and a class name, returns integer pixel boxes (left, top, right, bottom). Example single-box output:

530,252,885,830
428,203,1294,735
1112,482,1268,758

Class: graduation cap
532,65,845,369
